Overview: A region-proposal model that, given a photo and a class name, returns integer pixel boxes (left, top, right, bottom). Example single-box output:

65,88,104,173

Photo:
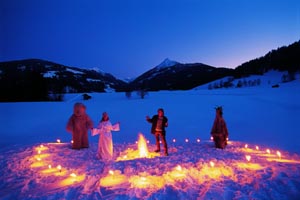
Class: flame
246,155,251,162
138,133,149,158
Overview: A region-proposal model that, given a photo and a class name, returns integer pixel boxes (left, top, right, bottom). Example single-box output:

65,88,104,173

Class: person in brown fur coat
210,106,229,149
66,102,94,149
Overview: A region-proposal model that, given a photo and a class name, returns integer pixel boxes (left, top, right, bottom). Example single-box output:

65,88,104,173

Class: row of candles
35,144,78,182
55,138,283,162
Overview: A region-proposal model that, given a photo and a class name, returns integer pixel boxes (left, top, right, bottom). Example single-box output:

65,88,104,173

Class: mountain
156,58,180,68
0,59,127,102
234,40,300,77
129,60,233,91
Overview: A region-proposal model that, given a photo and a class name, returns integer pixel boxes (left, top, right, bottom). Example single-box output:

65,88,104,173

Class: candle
57,165,62,172
210,161,215,167
255,146,259,150
57,139,61,143
276,151,281,158
109,170,114,175
266,149,271,154
48,164,52,169
246,155,251,162
176,165,182,171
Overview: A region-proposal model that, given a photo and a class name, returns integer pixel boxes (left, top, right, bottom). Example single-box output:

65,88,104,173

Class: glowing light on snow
57,139,61,143
245,144,248,148
256,146,259,150
210,161,215,167
185,139,189,143
100,170,127,187
70,173,77,178
266,149,271,154
57,165,62,172
71,140,73,144
48,164,52,169
172,139,176,143
210,136,213,141
197,139,200,143
38,150,41,154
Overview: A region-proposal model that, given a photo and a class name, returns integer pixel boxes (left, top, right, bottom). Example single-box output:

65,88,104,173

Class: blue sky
0,0,299,78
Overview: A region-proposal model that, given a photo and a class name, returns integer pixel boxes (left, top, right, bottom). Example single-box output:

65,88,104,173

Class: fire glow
116,133,159,161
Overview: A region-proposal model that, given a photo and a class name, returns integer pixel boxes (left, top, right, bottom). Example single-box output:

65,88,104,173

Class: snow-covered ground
1,71,300,199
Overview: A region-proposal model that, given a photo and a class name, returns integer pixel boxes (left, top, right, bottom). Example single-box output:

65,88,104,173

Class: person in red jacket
210,106,229,149
146,108,169,156
66,103,93,149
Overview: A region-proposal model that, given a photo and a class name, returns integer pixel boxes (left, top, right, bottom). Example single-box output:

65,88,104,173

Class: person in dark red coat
210,106,229,149
66,103,93,149
146,108,169,156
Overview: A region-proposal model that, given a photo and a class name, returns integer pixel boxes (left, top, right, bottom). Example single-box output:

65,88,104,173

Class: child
66,102,93,149
92,112,120,160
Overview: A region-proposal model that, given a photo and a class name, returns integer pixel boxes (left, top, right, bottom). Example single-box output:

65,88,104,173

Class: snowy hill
1,76,300,199
0,59,127,101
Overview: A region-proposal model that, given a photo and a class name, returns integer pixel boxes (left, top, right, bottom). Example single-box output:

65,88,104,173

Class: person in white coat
92,112,120,160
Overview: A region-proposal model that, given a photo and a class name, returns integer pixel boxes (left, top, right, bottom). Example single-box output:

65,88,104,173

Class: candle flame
255,146,259,150
38,150,41,154
71,140,74,144
185,139,189,143
266,149,271,154
48,164,52,169
245,144,248,148
173,139,176,143
246,155,251,162
70,173,77,178
109,170,114,175
210,161,215,167
57,165,62,170
276,151,281,158
210,136,214,141
176,165,182,171
197,139,200,143
57,139,61,143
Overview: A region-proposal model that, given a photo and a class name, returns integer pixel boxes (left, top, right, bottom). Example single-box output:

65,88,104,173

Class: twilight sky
0,0,299,79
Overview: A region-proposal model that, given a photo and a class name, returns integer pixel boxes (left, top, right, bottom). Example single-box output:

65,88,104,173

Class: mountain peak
156,58,179,68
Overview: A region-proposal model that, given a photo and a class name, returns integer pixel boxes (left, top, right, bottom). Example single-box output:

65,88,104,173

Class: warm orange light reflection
99,170,128,187
59,174,85,187
235,162,264,170
129,174,165,190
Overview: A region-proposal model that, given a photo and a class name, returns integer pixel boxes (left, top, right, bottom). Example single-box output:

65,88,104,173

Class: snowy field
1,71,300,199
